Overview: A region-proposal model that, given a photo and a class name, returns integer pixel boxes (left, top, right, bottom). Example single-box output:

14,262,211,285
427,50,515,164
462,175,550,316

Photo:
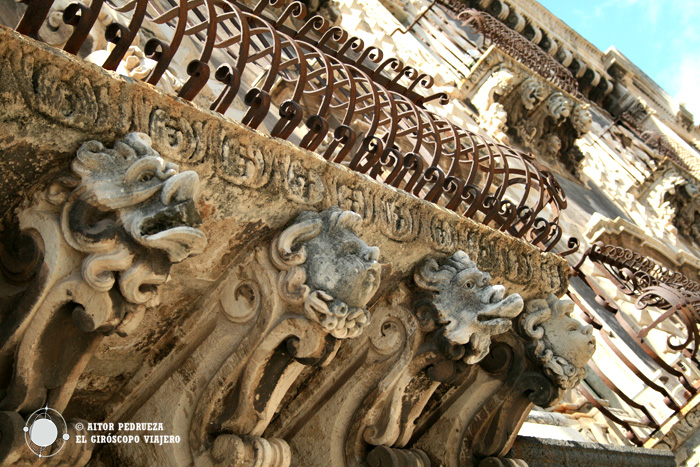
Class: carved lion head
56,133,207,308
414,251,524,364
271,207,381,339
519,294,595,389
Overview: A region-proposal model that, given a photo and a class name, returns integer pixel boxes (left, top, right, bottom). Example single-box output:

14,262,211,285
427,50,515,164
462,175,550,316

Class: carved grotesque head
519,77,547,110
571,103,592,134
414,251,524,364
539,133,562,158
58,133,207,307
545,92,572,121
519,294,595,389
271,207,381,339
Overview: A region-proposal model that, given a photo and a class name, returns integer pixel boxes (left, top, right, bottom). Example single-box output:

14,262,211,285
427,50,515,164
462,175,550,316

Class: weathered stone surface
0,132,207,463
508,435,676,466
413,251,524,365
518,294,595,389
465,46,592,175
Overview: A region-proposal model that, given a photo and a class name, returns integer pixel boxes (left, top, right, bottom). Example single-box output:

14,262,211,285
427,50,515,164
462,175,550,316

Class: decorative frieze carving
655,402,700,451
281,155,326,205
0,33,570,300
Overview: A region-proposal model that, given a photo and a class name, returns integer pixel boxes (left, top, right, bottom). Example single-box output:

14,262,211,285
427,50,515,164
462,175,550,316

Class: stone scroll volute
414,293,595,466
188,207,382,466
0,133,207,465
344,251,525,465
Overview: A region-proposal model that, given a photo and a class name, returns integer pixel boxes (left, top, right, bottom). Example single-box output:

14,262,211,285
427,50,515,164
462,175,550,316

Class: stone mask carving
519,294,595,389
545,92,572,122
55,132,207,307
414,251,524,364
571,103,593,134
519,77,547,110
271,207,381,339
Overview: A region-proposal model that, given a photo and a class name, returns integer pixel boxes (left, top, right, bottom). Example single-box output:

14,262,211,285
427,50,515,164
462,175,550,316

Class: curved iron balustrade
571,241,700,445
435,3,580,97
14,0,574,253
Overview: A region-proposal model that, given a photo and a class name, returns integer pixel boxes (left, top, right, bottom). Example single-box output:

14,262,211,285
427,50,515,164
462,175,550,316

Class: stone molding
509,435,675,466
0,26,569,298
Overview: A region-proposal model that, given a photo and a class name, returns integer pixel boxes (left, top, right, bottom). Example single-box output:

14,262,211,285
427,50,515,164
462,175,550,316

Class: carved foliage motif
281,155,326,205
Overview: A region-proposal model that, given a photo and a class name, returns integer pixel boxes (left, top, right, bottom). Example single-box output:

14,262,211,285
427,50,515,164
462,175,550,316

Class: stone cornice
505,0,605,71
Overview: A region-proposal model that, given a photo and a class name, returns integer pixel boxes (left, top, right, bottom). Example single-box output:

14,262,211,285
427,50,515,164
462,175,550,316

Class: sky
537,0,700,120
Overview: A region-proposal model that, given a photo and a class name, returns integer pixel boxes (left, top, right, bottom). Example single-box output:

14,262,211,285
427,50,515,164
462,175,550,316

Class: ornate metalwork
13,0,572,253
570,241,700,445
620,112,700,179
439,5,580,97
575,241,700,351
641,131,700,178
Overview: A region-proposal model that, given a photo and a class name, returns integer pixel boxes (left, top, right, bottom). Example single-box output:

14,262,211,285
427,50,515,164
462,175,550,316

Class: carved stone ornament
341,251,525,464
466,53,593,175
187,207,381,466
414,251,524,364
271,207,381,338
518,294,595,389
647,169,700,245
0,133,207,464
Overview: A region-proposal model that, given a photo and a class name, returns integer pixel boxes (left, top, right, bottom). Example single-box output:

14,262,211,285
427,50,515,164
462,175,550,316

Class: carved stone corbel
413,294,594,466
467,57,592,175
0,133,207,464
188,207,381,466
345,251,524,463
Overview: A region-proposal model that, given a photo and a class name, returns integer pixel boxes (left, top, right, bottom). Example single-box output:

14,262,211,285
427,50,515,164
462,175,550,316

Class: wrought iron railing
12,0,574,253
620,111,700,179
570,241,700,445
435,3,580,97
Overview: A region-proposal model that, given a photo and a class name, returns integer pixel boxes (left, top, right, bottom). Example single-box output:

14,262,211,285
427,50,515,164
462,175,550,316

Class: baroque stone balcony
0,3,678,466
0,23,574,465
